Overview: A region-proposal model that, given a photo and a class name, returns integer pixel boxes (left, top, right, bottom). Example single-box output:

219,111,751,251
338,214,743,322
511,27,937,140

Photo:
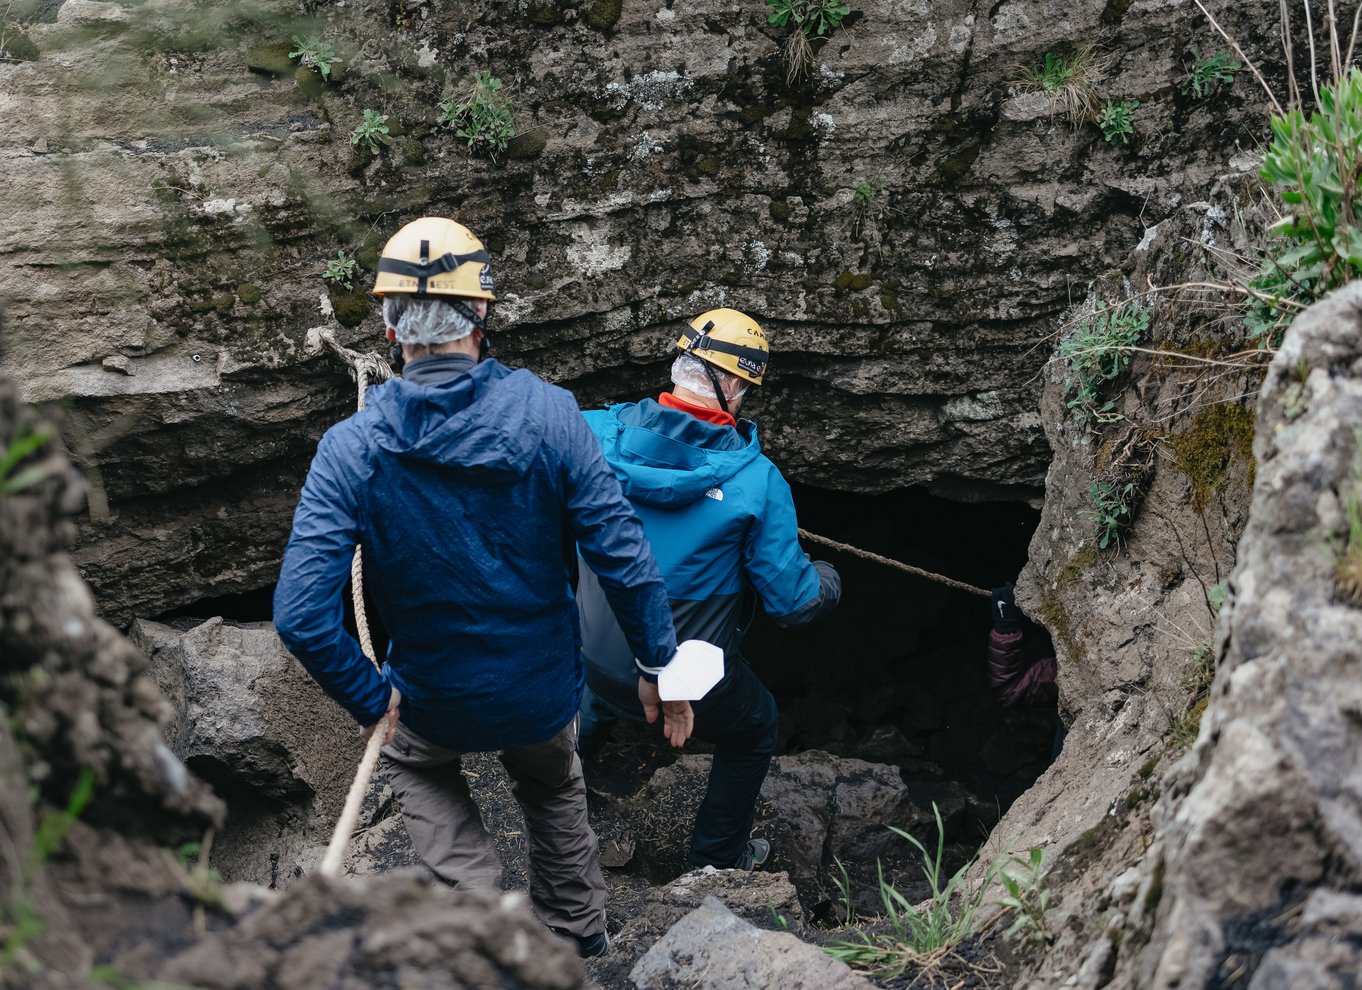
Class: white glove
657,640,724,701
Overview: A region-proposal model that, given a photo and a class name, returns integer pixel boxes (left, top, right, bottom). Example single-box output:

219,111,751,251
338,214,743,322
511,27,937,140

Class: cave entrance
745,483,1054,817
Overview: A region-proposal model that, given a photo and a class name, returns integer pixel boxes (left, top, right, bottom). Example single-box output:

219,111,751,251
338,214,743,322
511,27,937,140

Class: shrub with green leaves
1098,99,1138,144
1184,49,1240,98
439,71,515,157
1059,301,1150,429
289,34,337,80
351,109,391,152
823,804,996,977
322,249,357,290
1247,67,1362,348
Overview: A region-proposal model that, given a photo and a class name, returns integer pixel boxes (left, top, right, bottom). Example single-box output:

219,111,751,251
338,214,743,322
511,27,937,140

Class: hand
361,686,402,746
639,677,693,748
991,583,1023,633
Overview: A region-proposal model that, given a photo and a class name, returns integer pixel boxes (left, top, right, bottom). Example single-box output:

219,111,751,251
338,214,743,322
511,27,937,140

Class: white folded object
657,639,724,701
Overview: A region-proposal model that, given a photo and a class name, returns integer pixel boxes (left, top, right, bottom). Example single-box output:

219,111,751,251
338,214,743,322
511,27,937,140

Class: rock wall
1107,283,1362,988
0,0,1280,621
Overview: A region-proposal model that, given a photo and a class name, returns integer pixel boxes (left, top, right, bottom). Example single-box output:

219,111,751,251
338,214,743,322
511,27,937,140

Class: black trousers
580,658,780,869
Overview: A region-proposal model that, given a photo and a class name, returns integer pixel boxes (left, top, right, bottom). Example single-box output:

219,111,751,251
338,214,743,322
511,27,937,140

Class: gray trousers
380,719,607,937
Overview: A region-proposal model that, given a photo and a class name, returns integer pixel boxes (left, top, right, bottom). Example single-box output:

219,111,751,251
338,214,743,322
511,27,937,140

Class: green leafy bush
351,109,391,152
322,249,357,290
439,71,515,157
1059,301,1150,429
289,34,337,80
823,804,995,977
1184,49,1240,98
1247,68,1362,347
1098,99,1138,144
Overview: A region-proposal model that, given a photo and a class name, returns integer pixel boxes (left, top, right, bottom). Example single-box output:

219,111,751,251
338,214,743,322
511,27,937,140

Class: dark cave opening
748,483,1055,815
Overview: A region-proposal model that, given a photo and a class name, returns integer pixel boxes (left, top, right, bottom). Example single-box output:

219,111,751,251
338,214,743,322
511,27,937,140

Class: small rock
631,896,873,990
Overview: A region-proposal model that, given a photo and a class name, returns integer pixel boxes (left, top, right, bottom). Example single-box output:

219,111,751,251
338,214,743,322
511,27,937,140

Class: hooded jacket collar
595,398,761,508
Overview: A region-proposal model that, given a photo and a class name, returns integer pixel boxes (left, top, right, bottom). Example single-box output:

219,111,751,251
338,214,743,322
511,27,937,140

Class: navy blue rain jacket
576,399,839,714
274,359,677,752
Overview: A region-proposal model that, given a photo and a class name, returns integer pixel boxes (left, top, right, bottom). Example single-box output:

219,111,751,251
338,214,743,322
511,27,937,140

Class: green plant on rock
1184,49,1240,99
823,804,996,977
322,249,357,290
1098,99,1139,144
438,71,515,158
0,419,57,497
2,769,96,970
853,179,877,209
288,33,337,80
1246,67,1362,348
996,847,1055,950
765,0,850,84
351,109,391,152
1059,301,1150,430
1020,47,1102,126
1083,478,1137,550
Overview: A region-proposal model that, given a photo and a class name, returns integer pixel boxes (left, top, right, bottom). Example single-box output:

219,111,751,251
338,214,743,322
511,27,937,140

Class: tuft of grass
1019,46,1104,126
438,71,515,158
1184,49,1240,99
1098,99,1139,144
822,804,996,978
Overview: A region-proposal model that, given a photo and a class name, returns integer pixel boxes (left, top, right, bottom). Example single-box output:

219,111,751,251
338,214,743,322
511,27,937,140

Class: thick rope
318,333,395,878
798,528,991,599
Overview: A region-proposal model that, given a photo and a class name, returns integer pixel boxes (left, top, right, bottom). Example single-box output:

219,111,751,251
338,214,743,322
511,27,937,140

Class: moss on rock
585,0,623,32
235,283,262,305
245,42,294,77
833,271,873,292
768,199,791,223
506,128,548,161
1167,404,1256,512
294,65,326,100
329,288,369,328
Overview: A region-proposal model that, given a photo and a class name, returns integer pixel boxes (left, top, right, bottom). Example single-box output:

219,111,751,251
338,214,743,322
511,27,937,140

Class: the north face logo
705,488,724,501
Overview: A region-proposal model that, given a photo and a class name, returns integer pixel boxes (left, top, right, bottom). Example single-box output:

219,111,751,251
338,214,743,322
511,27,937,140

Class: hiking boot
733,837,771,872
552,926,610,959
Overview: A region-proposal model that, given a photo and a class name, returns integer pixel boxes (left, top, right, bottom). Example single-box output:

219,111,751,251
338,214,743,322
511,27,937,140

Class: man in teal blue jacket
275,218,680,958
576,308,841,871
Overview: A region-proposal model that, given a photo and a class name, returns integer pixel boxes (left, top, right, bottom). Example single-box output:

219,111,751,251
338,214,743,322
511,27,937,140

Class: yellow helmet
372,217,495,300
675,308,770,386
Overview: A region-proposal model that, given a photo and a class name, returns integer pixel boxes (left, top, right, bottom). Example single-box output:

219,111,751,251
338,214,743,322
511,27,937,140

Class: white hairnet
382,296,477,346
671,353,748,403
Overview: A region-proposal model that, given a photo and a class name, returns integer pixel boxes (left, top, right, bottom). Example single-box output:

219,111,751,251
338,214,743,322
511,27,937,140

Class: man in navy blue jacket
576,308,841,871
274,218,680,958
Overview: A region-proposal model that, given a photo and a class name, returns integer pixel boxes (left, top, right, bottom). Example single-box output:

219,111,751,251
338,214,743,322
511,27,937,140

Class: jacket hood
366,359,544,476
596,398,762,507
